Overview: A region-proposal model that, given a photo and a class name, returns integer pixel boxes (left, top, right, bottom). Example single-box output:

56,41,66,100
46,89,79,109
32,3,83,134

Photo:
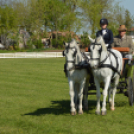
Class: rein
64,47,87,72
99,53,109,65
90,48,109,65
90,53,109,68
90,50,120,76
98,51,120,76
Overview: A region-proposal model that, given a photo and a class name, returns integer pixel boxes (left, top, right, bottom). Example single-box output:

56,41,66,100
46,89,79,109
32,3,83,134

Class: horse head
63,39,82,65
88,36,107,68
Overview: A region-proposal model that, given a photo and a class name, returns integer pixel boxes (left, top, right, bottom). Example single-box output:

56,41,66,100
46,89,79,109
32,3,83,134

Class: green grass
0,58,134,134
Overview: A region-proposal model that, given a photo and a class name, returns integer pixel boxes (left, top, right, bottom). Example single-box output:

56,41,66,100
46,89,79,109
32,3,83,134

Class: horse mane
96,36,107,51
69,39,80,51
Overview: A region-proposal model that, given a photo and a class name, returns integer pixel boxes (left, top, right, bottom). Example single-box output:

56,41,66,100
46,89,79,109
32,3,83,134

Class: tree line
0,0,134,49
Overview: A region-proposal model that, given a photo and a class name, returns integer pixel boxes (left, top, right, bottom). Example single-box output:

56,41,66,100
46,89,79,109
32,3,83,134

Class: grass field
0,58,134,134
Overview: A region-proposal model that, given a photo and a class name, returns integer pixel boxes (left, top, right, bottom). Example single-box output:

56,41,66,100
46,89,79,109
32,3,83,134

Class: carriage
85,47,134,106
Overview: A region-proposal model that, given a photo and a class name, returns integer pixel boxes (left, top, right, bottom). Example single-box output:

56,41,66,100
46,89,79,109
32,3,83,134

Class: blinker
62,51,65,56
73,50,77,57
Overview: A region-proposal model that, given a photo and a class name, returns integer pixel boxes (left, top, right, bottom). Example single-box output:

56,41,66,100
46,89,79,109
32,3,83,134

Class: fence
0,52,63,58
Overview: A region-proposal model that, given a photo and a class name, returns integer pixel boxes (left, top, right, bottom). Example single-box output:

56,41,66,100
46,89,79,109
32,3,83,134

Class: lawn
0,58,134,134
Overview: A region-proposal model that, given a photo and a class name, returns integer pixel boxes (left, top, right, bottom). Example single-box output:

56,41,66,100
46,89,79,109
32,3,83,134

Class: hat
100,18,108,25
118,25,127,32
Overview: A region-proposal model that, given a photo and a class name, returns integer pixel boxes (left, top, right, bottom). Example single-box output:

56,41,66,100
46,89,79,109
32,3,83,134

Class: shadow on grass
115,101,128,107
23,98,127,116
23,100,97,116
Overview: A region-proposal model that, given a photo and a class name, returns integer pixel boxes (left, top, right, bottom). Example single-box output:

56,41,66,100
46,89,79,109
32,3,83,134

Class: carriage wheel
133,72,134,102
127,77,133,106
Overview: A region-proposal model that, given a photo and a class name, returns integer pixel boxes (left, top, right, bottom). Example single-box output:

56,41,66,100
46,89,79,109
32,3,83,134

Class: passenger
112,25,134,64
96,18,113,49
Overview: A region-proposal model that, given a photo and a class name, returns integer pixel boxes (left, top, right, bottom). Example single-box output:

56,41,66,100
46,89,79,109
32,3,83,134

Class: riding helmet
100,18,108,25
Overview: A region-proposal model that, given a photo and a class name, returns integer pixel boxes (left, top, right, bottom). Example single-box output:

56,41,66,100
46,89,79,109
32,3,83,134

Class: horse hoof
78,110,83,115
71,111,76,115
101,111,107,115
111,107,115,111
95,111,100,115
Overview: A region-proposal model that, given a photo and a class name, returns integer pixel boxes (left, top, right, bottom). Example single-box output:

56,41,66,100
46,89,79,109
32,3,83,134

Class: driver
96,18,113,49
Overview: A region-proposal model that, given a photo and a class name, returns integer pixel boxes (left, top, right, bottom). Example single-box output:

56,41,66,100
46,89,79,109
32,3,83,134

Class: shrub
36,38,44,49
81,32,91,48
51,34,72,49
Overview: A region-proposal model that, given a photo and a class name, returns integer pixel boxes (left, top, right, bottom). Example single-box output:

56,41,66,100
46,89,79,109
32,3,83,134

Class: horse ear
88,35,95,43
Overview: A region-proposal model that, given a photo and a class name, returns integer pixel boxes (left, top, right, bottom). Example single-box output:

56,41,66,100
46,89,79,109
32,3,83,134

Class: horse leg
83,79,89,111
78,78,86,115
101,76,111,115
108,86,113,108
69,80,76,115
110,76,119,111
74,83,79,110
94,78,101,115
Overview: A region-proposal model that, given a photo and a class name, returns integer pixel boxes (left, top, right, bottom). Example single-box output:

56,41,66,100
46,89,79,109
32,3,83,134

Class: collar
119,34,126,39
101,28,108,32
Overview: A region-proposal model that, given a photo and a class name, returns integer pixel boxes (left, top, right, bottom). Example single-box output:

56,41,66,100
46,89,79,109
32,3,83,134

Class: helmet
100,18,108,25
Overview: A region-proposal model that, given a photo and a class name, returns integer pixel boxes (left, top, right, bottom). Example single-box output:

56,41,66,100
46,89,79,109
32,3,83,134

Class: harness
63,45,90,76
90,42,121,77
98,50,121,76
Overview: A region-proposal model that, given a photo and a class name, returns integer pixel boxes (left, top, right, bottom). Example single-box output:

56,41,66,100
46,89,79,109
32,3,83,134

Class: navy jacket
96,29,113,49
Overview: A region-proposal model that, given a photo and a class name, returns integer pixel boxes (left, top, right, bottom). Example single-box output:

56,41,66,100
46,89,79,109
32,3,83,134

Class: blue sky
119,0,134,16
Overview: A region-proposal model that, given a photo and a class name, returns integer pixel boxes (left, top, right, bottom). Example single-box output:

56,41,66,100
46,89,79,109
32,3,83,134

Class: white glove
125,54,132,60
106,44,109,47
125,54,132,64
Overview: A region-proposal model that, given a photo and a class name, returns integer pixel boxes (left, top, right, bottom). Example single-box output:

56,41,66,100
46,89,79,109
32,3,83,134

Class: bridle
89,40,101,60
90,43,109,68
90,44,120,76
63,43,77,71
89,38,121,76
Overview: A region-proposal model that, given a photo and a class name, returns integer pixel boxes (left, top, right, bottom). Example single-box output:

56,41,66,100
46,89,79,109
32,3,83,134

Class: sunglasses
119,31,126,33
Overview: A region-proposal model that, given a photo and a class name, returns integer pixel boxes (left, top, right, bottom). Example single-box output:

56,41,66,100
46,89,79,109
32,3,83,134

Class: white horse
63,39,90,115
88,36,123,115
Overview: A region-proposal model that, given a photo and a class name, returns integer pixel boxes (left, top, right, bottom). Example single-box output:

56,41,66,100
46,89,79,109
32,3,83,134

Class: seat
112,47,130,75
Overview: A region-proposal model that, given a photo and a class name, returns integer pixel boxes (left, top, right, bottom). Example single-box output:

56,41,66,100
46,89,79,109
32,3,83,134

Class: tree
80,0,114,37
107,2,127,36
0,5,18,34
124,9,133,29
81,31,91,47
